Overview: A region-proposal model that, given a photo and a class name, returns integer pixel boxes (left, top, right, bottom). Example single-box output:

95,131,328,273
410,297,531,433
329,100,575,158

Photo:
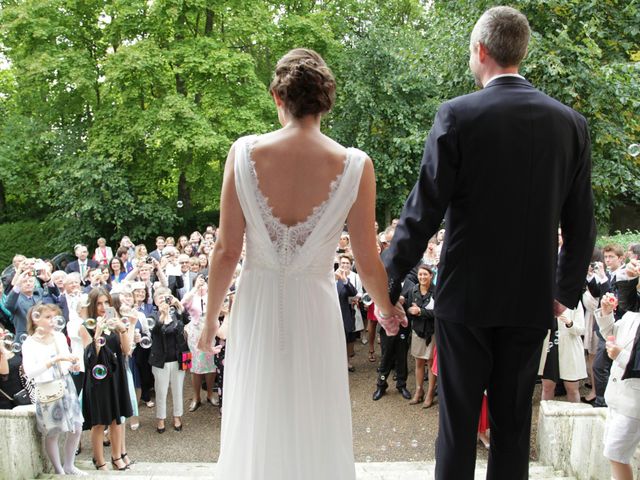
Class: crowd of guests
1,224,639,477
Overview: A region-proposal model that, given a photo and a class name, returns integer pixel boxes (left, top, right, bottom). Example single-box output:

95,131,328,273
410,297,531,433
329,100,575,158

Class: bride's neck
283,114,322,131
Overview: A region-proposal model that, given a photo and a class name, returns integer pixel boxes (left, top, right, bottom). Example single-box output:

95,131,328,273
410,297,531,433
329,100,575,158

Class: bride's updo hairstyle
269,48,336,119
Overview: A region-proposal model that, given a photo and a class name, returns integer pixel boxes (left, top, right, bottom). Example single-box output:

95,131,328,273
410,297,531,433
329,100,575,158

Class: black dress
0,353,23,410
82,329,133,429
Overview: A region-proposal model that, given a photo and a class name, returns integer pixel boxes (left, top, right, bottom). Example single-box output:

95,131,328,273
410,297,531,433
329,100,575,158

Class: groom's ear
478,42,489,63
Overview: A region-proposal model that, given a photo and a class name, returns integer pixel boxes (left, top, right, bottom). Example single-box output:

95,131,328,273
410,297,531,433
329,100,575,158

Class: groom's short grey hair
471,6,530,68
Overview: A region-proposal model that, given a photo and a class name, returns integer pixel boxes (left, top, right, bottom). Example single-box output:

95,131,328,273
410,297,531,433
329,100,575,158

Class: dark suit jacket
149,250,162,262
65,259,100,278
384,76,596,330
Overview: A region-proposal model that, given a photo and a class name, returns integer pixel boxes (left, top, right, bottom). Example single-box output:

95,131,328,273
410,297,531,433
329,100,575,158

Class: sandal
121,452,135,467
368,351,376,362
92,458,107,471
111,457,130,471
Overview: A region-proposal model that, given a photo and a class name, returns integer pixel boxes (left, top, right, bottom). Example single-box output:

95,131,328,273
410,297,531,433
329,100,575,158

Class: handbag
179,351,192,371
34,340,65,404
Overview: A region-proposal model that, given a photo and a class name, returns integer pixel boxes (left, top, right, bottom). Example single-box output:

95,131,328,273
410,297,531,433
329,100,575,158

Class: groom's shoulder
444,84,585,125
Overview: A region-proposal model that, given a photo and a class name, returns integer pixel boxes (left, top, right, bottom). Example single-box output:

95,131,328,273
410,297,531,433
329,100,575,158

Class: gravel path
77,340,558,465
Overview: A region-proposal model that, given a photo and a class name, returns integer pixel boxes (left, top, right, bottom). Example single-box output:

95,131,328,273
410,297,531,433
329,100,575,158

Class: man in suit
5,270,55,340
148,236,166,261
174,254,197,300
65,244,99,285
382,7,596,479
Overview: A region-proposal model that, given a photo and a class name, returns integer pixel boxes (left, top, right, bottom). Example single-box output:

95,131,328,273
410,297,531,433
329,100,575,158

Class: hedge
0,219,62,269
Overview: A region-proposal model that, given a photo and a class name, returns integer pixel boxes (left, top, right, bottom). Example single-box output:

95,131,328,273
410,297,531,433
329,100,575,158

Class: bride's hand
197,319,220,354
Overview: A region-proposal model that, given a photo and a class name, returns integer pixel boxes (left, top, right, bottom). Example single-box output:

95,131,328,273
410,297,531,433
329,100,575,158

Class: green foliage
0,0,637,245
597,230,640,249
0,219,63,268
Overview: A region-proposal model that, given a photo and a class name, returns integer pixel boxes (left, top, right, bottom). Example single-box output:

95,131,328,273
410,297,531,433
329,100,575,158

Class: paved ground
77,339,563,465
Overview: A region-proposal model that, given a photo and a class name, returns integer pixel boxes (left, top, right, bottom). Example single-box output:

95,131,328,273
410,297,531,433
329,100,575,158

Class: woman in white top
538,303,587,402
22,303,84,475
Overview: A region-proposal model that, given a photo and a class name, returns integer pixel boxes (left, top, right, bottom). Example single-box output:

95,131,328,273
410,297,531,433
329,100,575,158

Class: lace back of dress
245,138,351,266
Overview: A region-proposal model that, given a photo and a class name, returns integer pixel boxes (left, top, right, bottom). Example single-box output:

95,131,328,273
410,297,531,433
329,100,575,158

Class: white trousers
152,361,185,419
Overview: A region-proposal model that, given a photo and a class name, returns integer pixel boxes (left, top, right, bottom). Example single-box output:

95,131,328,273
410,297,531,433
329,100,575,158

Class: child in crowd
22,304,85,476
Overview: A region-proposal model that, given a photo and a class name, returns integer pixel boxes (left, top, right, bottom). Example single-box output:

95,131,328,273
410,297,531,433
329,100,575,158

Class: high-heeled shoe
409,389,425,405
111,457,130,471
422,396,435,409
156,422,166,434
173,419,183,432
188,400,201,412
92,458,107,470
121,452,135,467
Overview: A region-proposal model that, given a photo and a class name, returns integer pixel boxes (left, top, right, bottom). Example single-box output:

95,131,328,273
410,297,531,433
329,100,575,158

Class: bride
198,48,404,479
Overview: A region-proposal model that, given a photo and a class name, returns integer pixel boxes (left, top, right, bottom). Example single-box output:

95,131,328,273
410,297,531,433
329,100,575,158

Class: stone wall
537,400,640,480
0,405,49,480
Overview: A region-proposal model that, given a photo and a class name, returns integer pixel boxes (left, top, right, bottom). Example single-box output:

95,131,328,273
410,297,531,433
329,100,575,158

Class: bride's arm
347,157,397,318
198,144,245,352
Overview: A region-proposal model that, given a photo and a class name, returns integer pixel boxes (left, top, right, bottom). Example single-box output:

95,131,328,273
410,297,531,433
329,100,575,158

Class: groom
383,6,596,480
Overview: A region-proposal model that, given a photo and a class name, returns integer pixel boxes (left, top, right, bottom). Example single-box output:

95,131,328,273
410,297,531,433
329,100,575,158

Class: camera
590,262,599,269
164,296,172,304
145,256,154,264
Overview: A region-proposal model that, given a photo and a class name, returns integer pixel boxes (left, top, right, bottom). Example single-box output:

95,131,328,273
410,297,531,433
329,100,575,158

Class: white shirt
22,332,73,383
484,73,525,88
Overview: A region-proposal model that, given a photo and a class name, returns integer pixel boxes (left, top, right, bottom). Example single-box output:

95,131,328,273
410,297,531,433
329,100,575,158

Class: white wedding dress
216,135,366,479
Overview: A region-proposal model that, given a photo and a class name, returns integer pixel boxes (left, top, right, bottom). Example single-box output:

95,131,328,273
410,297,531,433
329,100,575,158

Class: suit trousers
134,347,154,402
434,319,547,480
377,326,410,388
593,338,612,407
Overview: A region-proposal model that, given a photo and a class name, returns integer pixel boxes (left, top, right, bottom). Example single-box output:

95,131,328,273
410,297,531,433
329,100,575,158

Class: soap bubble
92,364,108,380
19,334,28,343
365,427,371,434
32,311,41,321
96,337,106,347
169,307,176,315
177,201,184,208
3,333,15,343
411,439,419,448
84,318,96,329
11,343,22,353
628,143,640,158
140,337,153,349
147,318,156,329
51,316,66,331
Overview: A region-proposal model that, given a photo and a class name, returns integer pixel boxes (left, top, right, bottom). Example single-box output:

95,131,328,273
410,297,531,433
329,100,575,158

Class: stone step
36,460,576,479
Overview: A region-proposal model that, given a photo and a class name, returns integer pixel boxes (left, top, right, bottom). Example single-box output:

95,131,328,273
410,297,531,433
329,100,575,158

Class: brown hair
603,244,624,258
338,254,353,264
471,6,530,67
87,287,113,321
26,303,62,335
269,49,336,118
